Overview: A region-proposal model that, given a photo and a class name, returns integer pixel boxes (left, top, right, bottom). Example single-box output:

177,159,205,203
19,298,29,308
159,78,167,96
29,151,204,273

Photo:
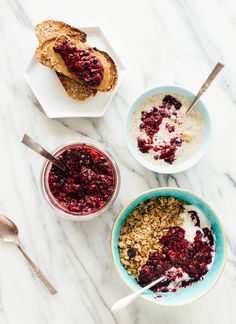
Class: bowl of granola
111,187,226,306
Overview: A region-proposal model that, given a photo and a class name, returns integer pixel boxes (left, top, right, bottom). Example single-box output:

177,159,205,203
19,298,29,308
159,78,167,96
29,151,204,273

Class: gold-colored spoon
186,62,224,115
0,213,57,295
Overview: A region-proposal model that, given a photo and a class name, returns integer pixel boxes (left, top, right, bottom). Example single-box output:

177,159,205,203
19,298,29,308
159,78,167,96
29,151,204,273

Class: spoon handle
111,276,165,312
22,134,66,172
17,244,57,296
186,62,224,115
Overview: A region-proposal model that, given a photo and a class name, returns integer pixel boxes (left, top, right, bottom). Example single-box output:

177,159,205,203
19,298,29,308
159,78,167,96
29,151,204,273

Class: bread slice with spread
36,34,118,92
35,20,97,100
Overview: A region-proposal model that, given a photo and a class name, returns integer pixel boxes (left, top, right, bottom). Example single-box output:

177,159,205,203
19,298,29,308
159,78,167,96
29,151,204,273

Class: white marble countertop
0,0,235,323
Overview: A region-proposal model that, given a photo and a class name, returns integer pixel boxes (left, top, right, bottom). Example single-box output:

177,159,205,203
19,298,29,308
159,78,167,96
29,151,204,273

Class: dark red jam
54,40,104,87
165,123,175,133
47,144,115,215
138,225,214,293
163,94,182,110
137,95,183,164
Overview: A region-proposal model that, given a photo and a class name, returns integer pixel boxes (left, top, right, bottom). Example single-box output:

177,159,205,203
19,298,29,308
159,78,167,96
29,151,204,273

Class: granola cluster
118,196,184,277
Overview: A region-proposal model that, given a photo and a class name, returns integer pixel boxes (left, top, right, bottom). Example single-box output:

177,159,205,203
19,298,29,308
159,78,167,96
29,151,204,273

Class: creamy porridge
131,93,205,166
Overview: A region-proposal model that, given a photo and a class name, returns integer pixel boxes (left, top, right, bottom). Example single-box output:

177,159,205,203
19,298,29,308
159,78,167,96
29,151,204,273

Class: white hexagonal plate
24,26,126,118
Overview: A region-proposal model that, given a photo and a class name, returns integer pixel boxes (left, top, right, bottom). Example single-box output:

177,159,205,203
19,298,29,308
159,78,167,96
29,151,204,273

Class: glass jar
41,140,120,221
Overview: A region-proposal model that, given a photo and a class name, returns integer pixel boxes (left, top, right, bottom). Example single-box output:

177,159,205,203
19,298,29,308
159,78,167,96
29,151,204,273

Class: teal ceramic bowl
126,86,212,174
111,187,226,306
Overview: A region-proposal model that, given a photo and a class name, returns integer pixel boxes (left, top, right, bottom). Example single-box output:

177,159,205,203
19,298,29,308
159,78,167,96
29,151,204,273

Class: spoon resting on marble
0,213,57,295
22,134,66,172
111,275,165,312
186,62,224,115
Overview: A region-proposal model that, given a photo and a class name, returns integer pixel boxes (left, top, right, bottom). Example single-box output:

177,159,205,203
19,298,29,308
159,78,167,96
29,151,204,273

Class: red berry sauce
137,95,183,164
54,40,104,87
138,224,214,293
47,144,115,215
165,123,175,133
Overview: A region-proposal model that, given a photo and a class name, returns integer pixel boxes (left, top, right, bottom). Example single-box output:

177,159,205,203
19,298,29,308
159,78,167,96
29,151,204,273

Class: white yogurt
165,267,190,291
181,205,211,242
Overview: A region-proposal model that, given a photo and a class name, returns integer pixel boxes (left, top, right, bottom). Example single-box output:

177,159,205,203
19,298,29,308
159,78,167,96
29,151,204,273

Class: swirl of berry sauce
48,145,115,215
138,226,214,293
137,95,183,164
54,40,104,87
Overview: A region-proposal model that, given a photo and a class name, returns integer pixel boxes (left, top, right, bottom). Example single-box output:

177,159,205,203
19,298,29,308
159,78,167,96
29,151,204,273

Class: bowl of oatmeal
111,188,226,306
126,86,212,173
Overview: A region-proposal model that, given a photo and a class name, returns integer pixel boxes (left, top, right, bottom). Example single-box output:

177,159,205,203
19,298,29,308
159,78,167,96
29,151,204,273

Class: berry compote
138,225,215,293
137,94,183,164
46,144,117,216
54,40,104,87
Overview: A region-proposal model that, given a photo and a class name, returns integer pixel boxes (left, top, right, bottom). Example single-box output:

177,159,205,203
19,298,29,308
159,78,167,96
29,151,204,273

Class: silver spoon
0,213,57,295
186,62,224,115
111,275,165,312
22,134,66,172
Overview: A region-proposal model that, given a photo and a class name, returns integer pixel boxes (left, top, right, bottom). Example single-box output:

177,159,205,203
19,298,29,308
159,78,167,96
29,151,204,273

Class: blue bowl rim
110,187,227,306
125,85,212,174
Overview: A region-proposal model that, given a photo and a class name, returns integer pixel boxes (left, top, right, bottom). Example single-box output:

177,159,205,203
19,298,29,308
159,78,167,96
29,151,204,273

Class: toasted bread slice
36,45,96,100
35,21,96,100
36,35,118,92
35,20,87,43
57,73,97,100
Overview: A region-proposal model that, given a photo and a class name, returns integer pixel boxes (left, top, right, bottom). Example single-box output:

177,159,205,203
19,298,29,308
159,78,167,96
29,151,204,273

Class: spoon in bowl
22,134,66,172
186,62,224,115
0,213,57,295
111,275,165,313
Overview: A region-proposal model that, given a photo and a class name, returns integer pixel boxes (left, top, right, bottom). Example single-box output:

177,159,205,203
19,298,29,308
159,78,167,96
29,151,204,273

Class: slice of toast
35,20,96,100
36,35,118,92
57,73,97,100
35,20,87,43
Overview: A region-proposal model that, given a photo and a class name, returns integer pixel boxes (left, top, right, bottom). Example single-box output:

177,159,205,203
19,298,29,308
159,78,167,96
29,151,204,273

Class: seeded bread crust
36,35,118,92
35,20,87,43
